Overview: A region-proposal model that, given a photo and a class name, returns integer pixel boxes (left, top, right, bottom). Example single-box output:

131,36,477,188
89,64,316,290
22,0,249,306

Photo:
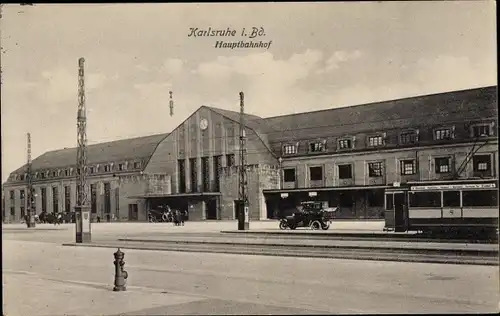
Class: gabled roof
204,106,277,157
263,86,497,143
12,133,169,175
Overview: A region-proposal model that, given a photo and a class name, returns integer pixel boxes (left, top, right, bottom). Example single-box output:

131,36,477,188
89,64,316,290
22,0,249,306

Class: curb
61,242,498,266
115,238,498,255
219,230,497,244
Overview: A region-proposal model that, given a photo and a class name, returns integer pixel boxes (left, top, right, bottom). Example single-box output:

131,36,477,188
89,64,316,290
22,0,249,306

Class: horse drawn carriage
279,201,337,230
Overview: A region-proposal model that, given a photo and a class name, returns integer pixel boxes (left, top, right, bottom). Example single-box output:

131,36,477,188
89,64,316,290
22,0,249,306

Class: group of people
148,205,188,225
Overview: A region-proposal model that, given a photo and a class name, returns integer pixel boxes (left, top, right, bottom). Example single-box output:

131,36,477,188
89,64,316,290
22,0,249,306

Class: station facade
3,85,498,222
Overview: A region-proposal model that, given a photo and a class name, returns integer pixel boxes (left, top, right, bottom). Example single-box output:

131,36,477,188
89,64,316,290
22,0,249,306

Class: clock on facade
199,118,208,130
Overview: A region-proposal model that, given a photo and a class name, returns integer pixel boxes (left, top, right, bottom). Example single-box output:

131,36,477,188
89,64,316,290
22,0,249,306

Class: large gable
12,133,169,175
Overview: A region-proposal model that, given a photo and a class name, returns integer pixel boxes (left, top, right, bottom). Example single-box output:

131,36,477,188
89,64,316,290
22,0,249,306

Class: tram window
409,192,441,207
443,191,460,207
462,190,498,207
385,194,394,210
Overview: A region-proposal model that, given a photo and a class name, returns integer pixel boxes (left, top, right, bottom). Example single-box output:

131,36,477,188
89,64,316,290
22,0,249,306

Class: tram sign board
411,183,496,191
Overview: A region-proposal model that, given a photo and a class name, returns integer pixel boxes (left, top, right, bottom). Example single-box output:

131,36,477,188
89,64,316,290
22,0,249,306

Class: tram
384,179,498,237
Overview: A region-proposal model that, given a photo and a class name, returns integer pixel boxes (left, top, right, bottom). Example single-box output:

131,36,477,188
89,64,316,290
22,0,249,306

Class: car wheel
279,221,288,230
310,220,321,230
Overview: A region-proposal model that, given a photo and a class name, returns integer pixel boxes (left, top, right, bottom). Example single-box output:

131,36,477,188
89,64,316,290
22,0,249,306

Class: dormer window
64,169,69,177
434,127,454,140
309,140,326,153
118,163,125,171
41,172,46,179
19,174,25,181
471,123,493,138
283,144,297,155
90,166,97,174
400,130,419,145
134,162,141,169
338,138,354,150
104,165,111,172
368,134,385,147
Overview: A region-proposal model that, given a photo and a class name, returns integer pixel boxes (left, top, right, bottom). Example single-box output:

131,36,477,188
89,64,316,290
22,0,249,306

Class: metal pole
238,92,249,230
26,133,36,228
75,57,91,243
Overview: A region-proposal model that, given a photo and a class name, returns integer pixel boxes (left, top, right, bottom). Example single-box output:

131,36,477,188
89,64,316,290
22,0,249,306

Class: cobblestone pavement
3,225,499,315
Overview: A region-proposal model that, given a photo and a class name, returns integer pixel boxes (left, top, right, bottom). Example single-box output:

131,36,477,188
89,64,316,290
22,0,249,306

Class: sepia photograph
1,2,498,315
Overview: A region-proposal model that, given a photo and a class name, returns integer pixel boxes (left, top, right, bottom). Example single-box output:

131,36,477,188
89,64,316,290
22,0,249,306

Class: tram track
63,238,498,266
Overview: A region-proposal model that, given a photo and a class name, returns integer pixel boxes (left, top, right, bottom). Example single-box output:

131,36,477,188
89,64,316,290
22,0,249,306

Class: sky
1,2,497,183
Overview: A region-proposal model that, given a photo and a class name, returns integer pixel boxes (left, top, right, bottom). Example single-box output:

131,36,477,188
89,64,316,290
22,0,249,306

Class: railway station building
3,85,498,222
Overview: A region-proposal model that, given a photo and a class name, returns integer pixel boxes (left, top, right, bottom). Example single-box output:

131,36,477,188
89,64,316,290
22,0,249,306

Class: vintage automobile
279,201,337,230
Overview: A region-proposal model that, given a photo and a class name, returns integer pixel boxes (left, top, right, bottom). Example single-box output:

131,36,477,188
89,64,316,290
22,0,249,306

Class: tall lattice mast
26,133,35,227
76,57,88,207
238,92,248,207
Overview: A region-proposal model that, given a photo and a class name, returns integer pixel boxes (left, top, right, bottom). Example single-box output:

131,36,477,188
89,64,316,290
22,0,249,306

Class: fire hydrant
113,248,128,291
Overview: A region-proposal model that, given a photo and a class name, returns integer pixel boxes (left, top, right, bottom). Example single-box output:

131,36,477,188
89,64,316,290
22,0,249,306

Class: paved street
3,222,499,315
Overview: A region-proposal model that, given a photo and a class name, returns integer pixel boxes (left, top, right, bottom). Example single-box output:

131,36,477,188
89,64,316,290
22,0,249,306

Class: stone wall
219,164,280,220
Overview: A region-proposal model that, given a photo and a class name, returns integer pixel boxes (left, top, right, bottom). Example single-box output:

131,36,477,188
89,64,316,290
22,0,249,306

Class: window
178,159,186,193
20,206,25,218
473,155,491,172
10,190,15,200
462,190,498,207
64,186,71,213
52,170,58,177
104,165,111,172
20,190,25,200
338,164,352,179
409,192,441,208
104,183,111,214
338,139,352,150
19,174,25,181
368,136,383,147
134,162,141,169
443,191,460,207
90,184,97,214
190,158,197,192
41,187,47,212
10,207,15,216
118,164,125,171
52,186,59,213
368,162,383,177
41,172,46,179
202,157,210,192
435,157,451,174
400,131,418,144
385,194,394,210
64,169,70,177
367,190,384,207
472,124,491,138
309,141,325,153
213,156,222,192
283,144,297,155
339,192,353,208
309,166,323,181
400,159,416,175
90,167,97,174
226,154,235,167
434,128,453,140
283,169,296,183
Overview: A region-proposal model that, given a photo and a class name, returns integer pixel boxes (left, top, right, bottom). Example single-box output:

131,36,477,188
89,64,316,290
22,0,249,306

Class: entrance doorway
394,193,406,232
128,204,138,221
206,199,217,220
